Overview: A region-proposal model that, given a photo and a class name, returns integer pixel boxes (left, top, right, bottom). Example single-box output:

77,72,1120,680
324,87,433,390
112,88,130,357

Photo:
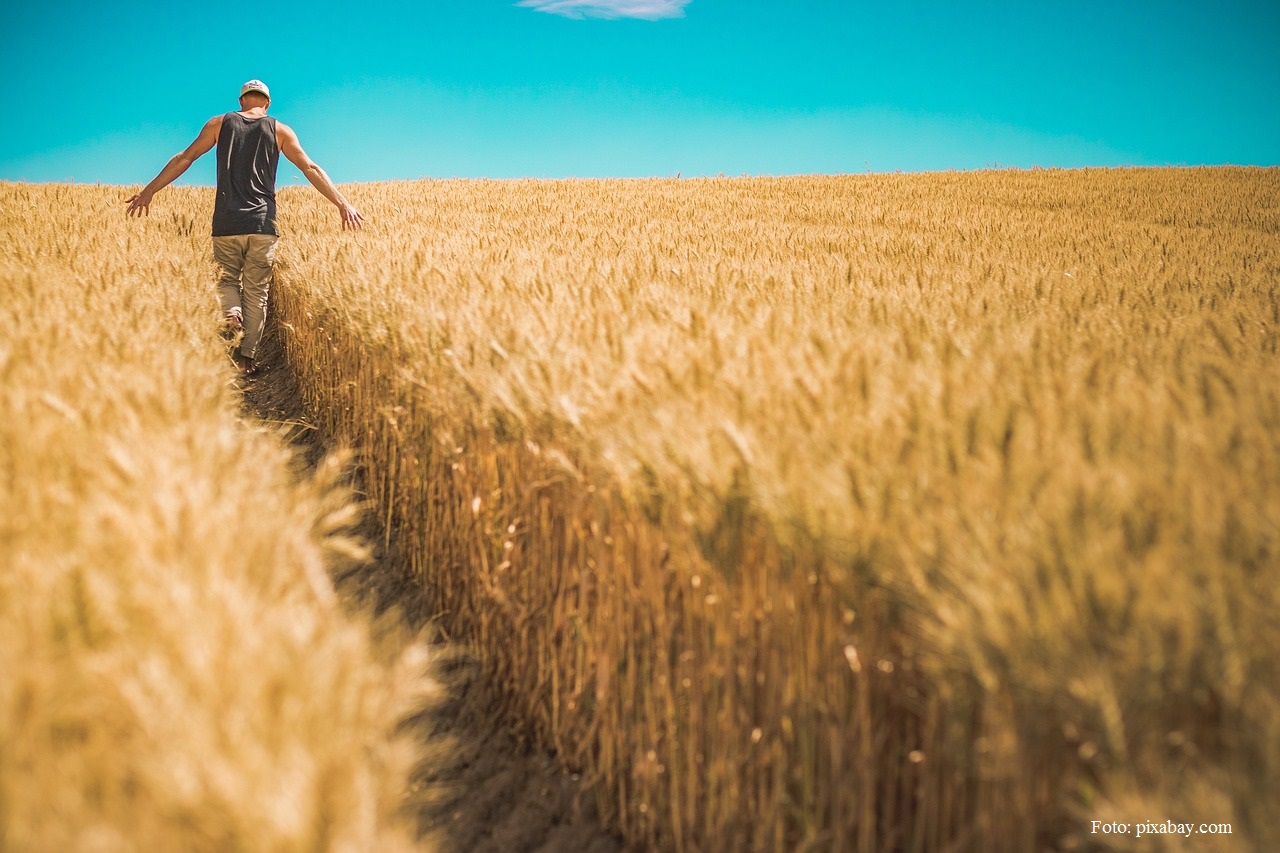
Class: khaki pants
213,234,278,360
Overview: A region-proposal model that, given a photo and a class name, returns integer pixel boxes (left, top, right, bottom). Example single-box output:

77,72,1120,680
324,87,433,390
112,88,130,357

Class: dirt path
236,323,623,853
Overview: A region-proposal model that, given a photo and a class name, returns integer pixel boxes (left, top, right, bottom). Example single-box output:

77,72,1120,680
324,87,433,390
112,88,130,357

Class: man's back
213,111,280,237
124,78,363,375
125,80,363,236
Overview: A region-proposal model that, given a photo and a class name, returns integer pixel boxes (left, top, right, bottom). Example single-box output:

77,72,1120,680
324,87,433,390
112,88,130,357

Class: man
125,79,363,375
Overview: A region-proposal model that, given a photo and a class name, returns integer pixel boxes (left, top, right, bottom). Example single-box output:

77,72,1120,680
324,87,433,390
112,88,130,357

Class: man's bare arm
278,122,364,230
125,116,221,217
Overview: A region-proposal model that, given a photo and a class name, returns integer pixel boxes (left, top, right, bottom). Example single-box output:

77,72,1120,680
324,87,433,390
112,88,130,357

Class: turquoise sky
3,0,1277,183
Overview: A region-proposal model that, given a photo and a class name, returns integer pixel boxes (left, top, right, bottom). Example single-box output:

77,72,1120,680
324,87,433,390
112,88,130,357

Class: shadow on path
233,320,623,853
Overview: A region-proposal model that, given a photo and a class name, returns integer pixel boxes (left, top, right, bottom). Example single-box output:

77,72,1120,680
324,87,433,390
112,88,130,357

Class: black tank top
212,112,279,236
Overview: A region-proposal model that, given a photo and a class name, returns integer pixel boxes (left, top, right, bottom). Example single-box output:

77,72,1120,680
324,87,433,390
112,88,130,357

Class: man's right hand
125,190,154,217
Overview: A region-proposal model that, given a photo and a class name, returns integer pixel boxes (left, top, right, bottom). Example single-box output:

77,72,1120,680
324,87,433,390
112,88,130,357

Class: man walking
125,79,363,375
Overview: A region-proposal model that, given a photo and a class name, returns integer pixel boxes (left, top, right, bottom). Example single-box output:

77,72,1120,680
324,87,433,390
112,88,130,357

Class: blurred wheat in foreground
0,183,434,851
269,168,1277,852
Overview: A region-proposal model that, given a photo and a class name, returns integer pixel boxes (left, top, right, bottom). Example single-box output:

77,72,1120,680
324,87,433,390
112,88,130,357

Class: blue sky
2,0,1277,184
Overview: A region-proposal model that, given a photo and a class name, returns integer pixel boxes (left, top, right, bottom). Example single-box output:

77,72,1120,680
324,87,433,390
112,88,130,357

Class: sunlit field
271,168,1277,853
0,183,433,851
3,167,1276,851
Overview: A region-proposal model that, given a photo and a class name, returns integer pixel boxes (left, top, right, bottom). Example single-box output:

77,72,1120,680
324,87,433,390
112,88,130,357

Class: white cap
240,79,270,99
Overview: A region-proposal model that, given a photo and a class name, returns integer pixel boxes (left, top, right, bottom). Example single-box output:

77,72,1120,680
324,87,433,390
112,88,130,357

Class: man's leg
212,236,248,326
238,234,279,361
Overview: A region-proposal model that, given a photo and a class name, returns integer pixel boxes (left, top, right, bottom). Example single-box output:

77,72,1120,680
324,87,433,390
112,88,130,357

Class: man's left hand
340,203,365,231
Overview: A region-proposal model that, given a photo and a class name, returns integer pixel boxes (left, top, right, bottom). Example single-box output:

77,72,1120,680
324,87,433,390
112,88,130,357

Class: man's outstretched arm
125,116,221,217
278,122,364,230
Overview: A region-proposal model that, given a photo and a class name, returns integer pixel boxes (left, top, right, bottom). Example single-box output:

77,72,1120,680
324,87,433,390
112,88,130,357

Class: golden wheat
265,167,1278,852
7,167,1275,852
0,182,434,851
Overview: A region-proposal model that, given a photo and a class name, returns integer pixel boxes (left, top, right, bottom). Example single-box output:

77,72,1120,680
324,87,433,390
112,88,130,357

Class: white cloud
515,0,691,21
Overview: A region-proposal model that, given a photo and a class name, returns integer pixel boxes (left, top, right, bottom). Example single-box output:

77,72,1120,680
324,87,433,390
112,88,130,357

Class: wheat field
3,168,1277,851
270,168,1278,852
0,183,435,851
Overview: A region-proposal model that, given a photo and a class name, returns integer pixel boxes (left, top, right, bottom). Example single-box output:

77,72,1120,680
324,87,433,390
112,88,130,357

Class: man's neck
238,106,269,118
